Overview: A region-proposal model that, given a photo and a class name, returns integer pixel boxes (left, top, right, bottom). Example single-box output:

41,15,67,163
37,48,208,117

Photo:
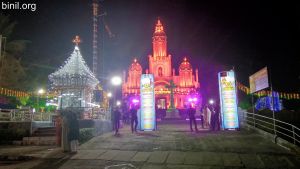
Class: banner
218,71,239,129
140,74,156,131
249,67,269,93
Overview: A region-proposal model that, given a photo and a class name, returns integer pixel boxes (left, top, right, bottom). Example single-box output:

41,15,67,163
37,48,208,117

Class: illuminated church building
122,19,200,109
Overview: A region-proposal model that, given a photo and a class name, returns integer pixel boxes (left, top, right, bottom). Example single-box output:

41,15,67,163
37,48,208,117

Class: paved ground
1,122,300,169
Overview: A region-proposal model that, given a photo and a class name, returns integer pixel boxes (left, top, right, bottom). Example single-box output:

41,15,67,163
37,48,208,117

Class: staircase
32,127,56,137
22,127,56,146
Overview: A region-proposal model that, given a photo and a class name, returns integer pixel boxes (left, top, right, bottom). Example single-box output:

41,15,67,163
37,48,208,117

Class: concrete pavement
0,122,299,169
57,123,300,169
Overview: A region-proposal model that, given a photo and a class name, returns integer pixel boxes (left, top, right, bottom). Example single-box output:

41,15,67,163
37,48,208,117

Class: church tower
149,19,172,78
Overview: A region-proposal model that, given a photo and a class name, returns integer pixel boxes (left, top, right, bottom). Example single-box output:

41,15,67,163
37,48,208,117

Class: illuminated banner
249,67,269,93
218,71,239,129
140,74,156,131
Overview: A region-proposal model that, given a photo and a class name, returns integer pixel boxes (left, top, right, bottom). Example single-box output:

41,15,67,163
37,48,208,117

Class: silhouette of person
130,105,138,133
187,104,198,132
113,107,121,135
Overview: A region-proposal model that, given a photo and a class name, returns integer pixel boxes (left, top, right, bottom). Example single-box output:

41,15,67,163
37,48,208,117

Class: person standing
113,107,121,135
187,104,198,132
130,105,138,133
210,105,216,131
199,107,204,128
61,112,70,152
202,105,207,127
214,103,221,131
69,112,79,153
55,113,62,146
206,105,211,128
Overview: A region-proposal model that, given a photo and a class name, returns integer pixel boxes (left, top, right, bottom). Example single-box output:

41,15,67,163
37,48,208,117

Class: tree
0,14,30,90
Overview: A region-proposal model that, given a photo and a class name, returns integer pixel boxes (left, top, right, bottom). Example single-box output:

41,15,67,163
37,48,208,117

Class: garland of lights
237,82,300,100
49,46,99,88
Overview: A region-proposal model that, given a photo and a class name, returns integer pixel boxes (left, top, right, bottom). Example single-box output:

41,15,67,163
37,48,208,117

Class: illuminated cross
72,35,81,46
165,80,176,109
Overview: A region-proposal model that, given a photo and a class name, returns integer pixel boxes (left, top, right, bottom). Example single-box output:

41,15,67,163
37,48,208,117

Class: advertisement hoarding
249,67,269,93
140,74,156,131
218,71,239,129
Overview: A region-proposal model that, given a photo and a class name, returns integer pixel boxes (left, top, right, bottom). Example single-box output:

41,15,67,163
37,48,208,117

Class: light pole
111,76,122,106
37,88,45,113
110,76,122,129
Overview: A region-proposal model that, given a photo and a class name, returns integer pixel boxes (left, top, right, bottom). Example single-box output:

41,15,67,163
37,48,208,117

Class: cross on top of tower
155,19,164,33
73,35,81,46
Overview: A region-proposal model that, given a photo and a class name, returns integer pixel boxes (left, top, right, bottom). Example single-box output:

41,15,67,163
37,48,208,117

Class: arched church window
158,67,163,76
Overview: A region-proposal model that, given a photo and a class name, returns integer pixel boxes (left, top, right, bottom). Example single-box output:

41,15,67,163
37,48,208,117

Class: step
23,136,56,146
32,133,56,137
36,127,56,131
34,130,56,134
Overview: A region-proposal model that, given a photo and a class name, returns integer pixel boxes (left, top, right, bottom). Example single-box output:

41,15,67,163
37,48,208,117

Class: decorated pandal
122,19,201,112
49,36,106,119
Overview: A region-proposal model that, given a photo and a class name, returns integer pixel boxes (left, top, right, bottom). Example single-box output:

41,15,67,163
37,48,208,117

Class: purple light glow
188,97,198,102
132,99,139,103
185,118,202,121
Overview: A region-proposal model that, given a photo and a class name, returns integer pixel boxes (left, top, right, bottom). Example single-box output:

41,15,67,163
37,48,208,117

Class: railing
0,108,110,122
91,107,110,120
239,110,300,146
0,109,55,122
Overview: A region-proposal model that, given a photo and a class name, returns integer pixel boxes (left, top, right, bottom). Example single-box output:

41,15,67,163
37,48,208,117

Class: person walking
130,105,138,133
187,104,198,132
113,107,121,135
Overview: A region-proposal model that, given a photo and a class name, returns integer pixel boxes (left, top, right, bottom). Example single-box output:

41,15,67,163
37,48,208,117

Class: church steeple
155,19,164,33
152,19,167,59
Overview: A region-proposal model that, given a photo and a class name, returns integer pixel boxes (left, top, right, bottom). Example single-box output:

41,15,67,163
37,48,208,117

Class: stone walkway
57,123,300,169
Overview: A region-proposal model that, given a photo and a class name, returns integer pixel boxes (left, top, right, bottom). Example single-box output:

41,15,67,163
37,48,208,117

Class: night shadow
30,152,75,169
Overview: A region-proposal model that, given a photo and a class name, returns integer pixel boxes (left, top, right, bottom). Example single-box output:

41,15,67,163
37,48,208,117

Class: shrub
79,128,95,144
0,128,29,144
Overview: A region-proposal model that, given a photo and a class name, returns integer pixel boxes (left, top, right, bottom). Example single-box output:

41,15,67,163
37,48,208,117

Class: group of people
113,103,221,135
112,105,139,135
187,104,220,132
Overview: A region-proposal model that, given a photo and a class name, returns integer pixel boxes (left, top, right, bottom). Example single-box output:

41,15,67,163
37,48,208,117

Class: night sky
2,0,300,98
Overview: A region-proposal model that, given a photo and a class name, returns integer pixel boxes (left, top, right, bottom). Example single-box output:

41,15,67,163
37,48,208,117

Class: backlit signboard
249,67,269,93
218,71,239,129
140,74,156,131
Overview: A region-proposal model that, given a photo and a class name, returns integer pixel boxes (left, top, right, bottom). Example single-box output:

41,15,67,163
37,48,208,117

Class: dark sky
2,0,300,97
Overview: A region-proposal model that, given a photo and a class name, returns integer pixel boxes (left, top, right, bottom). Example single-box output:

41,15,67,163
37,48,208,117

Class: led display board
218,71,239,129
140,74,156,130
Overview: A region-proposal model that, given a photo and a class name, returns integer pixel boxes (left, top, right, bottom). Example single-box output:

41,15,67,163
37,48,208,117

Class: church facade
122,19,200,109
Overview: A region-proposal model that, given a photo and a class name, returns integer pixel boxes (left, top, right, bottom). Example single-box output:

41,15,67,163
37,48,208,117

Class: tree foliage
0,14,30,90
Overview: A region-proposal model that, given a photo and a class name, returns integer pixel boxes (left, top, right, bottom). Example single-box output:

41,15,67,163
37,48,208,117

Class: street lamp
107,92,112,98
111,76,122,86
110,76,122,105
116,100,121,106
209,99,214,105
38,89,45,95
110,76,122,122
